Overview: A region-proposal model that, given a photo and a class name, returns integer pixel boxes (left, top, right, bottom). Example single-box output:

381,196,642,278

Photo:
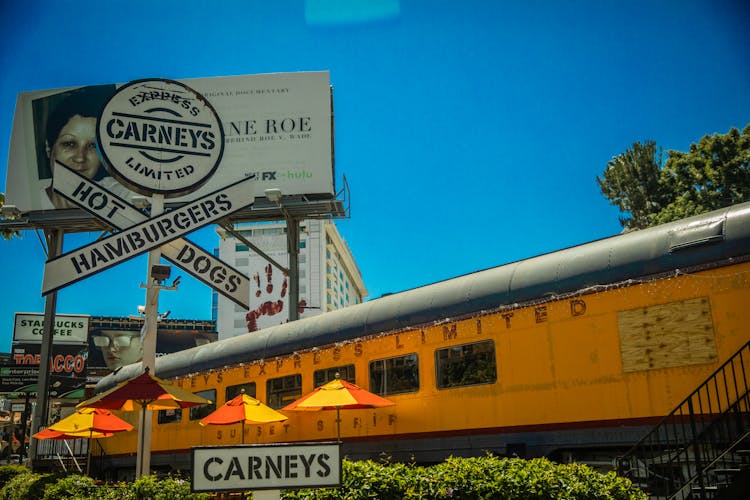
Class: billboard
5,72,334,214
13,313,89,344
88,324,216,373
7,343,88,398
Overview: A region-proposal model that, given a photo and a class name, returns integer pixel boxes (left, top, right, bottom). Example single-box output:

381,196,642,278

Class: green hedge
0,455,645,500
285,455,646,500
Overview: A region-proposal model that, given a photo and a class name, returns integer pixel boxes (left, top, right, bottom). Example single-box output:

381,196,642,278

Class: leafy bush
41,474,99,500
0,471,56,500
0,464,30,488
283,455,646,500
127,474,209,500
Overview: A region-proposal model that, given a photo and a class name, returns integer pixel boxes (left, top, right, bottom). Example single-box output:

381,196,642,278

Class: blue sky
1,0,748,351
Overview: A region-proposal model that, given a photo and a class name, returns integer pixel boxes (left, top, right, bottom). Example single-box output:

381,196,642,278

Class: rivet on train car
570,299,587,317
442,324,457,341
501,312,513,328
535,306,548,323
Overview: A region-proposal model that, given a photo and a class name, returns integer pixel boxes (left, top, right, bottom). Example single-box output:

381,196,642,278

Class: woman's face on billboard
48,115,100,179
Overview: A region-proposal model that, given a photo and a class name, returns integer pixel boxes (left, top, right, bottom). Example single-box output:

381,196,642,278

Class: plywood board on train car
618,297,718,372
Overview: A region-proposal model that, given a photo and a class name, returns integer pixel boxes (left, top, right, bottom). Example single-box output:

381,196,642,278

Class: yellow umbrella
200,392,287,444
283,374,394,441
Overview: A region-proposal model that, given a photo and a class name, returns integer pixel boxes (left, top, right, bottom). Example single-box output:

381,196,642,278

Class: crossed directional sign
42,162,254,308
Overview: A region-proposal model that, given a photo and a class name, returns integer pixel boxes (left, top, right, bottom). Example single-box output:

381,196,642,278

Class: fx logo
261,171,277,180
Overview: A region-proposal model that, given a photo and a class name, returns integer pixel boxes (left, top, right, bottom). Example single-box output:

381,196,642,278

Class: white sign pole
136,193,164,478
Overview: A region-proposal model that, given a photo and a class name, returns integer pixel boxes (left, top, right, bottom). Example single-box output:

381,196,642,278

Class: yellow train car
92,203,750,477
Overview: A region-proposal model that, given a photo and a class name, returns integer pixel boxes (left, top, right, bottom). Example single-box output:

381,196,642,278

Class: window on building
314,365,355,387
299,241,306,249
236,244,249,252
369,354,419,396
236,257,249,267
226,382,257,401
189,389,217,420
266,374,302,409
435,340,497,389
234,318,247,329
157,408,182,425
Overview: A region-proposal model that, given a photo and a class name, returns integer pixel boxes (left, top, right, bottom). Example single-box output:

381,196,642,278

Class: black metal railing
618,340,750,499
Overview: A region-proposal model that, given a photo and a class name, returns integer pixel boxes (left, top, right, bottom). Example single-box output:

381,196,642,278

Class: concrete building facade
214,219,367,340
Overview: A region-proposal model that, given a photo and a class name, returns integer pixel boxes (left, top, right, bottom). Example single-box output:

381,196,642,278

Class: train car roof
96,202,750,391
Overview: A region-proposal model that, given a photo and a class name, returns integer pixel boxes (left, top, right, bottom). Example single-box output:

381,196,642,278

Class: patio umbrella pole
336,407,341,443
86,430,92,476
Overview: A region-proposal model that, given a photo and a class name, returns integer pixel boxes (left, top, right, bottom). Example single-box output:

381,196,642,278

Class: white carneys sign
51,163,251,308
192,443,341,493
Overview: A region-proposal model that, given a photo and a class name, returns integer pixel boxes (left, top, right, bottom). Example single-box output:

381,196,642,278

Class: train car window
189,389,217,421
266,374,302,409
157,408,182,425
369,354,419,396
435,340,497,389
226,382,257,401
314,365,355,387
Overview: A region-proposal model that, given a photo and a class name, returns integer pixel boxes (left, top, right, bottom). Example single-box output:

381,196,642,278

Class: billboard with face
5,72,333,214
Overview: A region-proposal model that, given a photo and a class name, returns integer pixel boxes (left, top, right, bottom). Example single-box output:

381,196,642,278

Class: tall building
215,219,367,340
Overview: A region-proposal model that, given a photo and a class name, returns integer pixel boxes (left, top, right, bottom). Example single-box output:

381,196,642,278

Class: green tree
596,140,669,230
655,125,750,225
0,193,20,240
599,125,750,229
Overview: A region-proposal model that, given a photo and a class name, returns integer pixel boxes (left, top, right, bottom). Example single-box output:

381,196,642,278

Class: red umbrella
77,368,210,477
282,374,395,441
200,392,287,444
77,368,210,411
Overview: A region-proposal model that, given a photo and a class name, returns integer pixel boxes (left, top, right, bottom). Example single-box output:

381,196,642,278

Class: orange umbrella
200,392,287,444
48,407,134,434
34,428,115,440
35,408,133,475
282,374,395,441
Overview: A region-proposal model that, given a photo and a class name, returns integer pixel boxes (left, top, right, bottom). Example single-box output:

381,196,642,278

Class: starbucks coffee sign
98,78,225,197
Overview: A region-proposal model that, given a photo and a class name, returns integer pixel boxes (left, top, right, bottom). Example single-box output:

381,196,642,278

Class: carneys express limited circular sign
97,79,224,197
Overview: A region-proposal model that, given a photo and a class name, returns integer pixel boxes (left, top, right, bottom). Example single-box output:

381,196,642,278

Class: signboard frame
191,442,341,493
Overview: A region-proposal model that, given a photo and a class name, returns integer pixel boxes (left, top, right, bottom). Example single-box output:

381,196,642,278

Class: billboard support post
136,193,164,478
29,228,63,467
285,214,300,323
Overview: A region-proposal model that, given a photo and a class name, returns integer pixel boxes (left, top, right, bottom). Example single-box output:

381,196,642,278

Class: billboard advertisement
245,241,311,333
5,72,333,214
88,324,216,373
7,343,88,398
13,313,89,344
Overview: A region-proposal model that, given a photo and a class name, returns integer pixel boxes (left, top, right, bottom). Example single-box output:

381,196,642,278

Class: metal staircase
618,341,750,499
